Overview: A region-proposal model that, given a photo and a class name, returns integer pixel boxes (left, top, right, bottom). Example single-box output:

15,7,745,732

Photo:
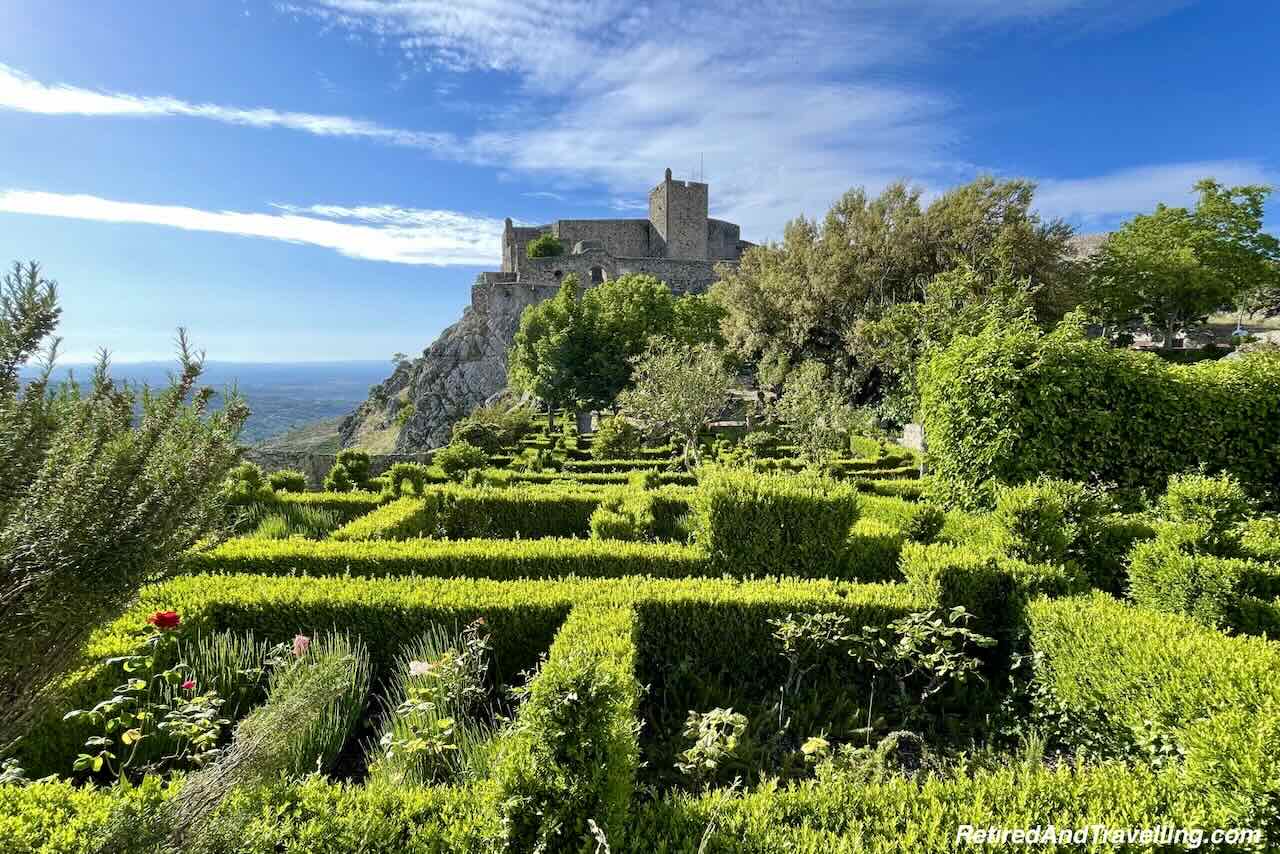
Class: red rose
181,679,196,691
147,610,181,630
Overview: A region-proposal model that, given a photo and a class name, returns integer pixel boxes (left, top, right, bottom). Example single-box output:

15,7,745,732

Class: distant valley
20,361,392,447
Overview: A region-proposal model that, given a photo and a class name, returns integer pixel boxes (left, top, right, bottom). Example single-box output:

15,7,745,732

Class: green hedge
634,581,918,724
842,518,906,582
1027,592,1280,836
329,496,431,541
901,542,1084,649
494,603,640,851
625,761,1194,853
695,468,859,577
1128,533,1280,634
187,536,708,581
562,459,669,474
269,489,391,522
919,319,1280,507
506,470,698,487
14,574,576,778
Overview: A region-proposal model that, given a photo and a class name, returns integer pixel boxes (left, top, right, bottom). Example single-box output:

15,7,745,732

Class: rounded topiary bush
324,462,354,493
451,421,504,455
591,417,641,461
267,469,307,493
335,449,372,489
435,441,488,483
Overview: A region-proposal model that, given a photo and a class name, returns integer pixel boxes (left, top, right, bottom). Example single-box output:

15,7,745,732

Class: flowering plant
63,612,233,780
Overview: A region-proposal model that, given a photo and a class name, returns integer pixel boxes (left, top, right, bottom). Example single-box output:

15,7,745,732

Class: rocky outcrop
340,281,546,451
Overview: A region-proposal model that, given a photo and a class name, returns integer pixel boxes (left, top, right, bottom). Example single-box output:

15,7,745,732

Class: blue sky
1,0,1277,362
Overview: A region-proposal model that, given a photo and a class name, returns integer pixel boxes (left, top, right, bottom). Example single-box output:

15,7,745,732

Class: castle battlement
479,168,751,309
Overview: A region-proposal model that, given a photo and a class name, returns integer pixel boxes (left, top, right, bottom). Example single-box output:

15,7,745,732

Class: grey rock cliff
339,283,544,451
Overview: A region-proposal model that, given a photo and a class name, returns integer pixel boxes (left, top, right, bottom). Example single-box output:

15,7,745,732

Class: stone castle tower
479,168,750,304
649,167,709,259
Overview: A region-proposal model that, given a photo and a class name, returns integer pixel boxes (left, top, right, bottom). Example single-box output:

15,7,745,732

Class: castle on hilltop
471,168,751,312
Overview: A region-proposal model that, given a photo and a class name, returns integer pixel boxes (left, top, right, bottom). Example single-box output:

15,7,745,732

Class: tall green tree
1087,180,1280,347
0,262,248,750
712,177,1078,399
617,338,732,467
507,273,723,415
507,275,583,427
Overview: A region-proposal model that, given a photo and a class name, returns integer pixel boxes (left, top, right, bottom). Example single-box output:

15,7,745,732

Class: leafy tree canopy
1087,180,1280,345
507,273,724,412
711,177,1078,407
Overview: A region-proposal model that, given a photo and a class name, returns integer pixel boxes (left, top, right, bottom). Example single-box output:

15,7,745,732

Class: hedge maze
6,403,1280,854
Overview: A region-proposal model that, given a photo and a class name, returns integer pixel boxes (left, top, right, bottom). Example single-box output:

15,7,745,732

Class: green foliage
494,604,639,851
589,490,658,542
221,461,272,505
769,361,867,463
843,518,905,582
188,534,708,581
695,468,859,577
525,233,564,259
618,338,732,466
450,421,503,455
367,620,497,787
323,462,354,493
434,441,488,482
509,274,728,417
265,469,307,493
1156,472,1251,555
158,631,372,849
1128,534,1280,633
675,708,747,789
713,178,1078,401
591,416,641,460
0,268,248,750
387,461,435,496
901,542,1084,649
1026,592,1280,833
1087,180,1280,346
919,316,1280,507
334,449,372,488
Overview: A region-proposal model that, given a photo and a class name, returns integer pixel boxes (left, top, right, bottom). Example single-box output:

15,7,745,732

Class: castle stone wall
613,257,725,294
707,218,742,261
553,219,655,259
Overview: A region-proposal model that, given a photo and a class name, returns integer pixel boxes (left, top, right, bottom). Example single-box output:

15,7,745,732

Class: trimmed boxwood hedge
1027,592,1280,837
695,468,860,577
494,603,640,851
1128,533,1280,634
330,485,694,542
920,318,1280,507
186,536,709,581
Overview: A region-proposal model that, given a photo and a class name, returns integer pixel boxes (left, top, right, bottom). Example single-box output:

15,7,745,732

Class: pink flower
181,678,196,691
146,610,181,630
408,660,432,678
292,634,311,657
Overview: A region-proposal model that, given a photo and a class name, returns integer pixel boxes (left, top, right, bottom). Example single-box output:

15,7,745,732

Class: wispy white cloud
1033,161,1277,224
0,190,502,266
278,0,1195,240
0,63,455,151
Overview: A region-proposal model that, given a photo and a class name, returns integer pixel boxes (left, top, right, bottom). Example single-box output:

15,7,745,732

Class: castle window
589,265,606,285
553,270,563,280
